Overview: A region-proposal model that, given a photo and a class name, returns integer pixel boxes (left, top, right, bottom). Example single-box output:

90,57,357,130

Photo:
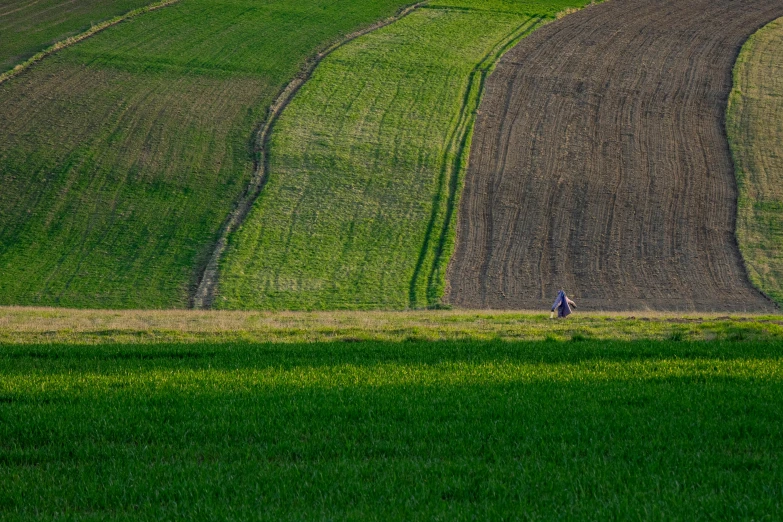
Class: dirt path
447,0,783,312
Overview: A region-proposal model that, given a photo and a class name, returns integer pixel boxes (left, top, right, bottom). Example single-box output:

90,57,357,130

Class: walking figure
551,290,576,318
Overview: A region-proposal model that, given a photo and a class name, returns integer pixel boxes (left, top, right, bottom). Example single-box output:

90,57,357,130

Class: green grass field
0,0,153,73
218,0,589,311
0,0,419,309
1,309,782,519
728,17,783,306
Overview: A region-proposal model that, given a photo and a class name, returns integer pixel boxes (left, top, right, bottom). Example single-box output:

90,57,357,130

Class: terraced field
728,17,783,305
217,1,589,310
0,0,151,73
449,0,783,312
0,0,415,308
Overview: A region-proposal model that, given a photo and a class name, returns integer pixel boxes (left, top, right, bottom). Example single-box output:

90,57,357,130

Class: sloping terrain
728,18,783,305
217,1,588,311
0,0,151,73
0,0,412,308
448,0,783,311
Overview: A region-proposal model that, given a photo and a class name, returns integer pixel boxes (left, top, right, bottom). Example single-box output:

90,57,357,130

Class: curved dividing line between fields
191,2,425,309
447,0,783,312
408,14,544,308
0,0,179,85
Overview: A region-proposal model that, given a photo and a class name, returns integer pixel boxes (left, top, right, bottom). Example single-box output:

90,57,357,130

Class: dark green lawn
2,339,781,519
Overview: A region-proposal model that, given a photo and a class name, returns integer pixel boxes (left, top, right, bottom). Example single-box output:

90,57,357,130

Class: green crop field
0,0,422,309
1,309,782,519
728,17,783,306
0,0,152,73
217,0,589,311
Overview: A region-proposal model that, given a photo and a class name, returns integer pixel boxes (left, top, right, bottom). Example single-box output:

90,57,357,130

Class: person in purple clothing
551,290,577,318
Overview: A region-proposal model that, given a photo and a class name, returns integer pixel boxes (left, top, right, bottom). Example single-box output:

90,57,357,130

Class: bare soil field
448,0,783,312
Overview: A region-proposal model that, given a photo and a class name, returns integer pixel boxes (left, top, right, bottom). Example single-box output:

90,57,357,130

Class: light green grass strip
218,6,550,310
0,0,178,85
728,17,783,305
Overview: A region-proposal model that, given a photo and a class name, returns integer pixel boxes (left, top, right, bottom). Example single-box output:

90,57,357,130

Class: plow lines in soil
448,0,783,312
217,1,589,310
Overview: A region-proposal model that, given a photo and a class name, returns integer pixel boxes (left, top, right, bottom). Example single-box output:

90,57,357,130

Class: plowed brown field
448,0,783,311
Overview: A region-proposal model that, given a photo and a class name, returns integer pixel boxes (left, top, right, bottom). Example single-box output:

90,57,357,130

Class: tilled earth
447,0,783,311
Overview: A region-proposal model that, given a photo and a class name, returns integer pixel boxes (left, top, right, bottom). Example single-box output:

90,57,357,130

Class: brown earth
447,0,783,312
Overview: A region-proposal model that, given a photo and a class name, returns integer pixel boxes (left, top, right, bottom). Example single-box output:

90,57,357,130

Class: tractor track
447,0,783,311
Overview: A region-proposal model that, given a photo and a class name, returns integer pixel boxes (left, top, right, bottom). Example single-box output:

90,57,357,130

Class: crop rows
0,0,151,73
449,0,783,311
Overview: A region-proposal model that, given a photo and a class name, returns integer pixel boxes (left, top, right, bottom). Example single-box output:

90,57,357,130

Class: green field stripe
416,16,545,308
0,0,179,85
1,338,783,517
191,2,425,309
217,6,563,310
728,17,783,305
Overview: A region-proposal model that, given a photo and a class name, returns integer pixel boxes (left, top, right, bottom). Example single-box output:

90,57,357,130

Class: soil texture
448,0,783,311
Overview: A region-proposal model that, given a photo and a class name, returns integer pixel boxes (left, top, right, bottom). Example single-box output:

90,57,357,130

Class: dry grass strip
2,306,782,344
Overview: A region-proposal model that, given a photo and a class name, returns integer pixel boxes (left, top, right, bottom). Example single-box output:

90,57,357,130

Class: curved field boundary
191,2,425,310
728,17,783,305
0,0,178,85
410,13,545,307
448,0,783,312
214,5,569,310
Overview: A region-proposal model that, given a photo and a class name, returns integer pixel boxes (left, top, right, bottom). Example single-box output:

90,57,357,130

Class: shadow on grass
2,338,782,372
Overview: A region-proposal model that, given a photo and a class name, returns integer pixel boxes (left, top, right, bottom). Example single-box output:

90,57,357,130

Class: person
550,290,576,318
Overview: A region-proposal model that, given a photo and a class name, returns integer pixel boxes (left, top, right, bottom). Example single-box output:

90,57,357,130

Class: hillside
0,0,413,308
448,0,783,311
728,17,783,305
216,0,589,310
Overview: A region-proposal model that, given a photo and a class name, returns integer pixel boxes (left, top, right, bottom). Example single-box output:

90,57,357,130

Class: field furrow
448,0,783,311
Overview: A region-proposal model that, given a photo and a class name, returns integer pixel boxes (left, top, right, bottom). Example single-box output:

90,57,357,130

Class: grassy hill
217,0,589,310
0,0,415,308
728,17,783,306
0,0,152,73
